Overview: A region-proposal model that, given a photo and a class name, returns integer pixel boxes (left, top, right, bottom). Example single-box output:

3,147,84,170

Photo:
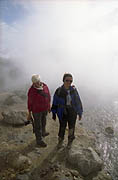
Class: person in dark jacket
51,73,83,148
27,74,51,147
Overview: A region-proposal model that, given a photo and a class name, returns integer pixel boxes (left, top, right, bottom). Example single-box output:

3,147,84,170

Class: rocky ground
0,91,112,180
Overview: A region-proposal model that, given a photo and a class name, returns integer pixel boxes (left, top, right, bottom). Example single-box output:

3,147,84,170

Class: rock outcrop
67,146,103,176
0,91,113,180
2,110,27,126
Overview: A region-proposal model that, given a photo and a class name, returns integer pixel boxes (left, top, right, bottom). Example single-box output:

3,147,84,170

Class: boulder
12,154,31,170
105,127,114,135
67,146,103,176
2,110,27,126
0,112,3,121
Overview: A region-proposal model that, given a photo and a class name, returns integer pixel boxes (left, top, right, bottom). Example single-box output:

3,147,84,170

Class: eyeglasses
35,81,40,84
65,80,73,83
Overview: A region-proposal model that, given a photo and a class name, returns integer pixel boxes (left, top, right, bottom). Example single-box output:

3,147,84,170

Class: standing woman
51,73,83,148
27,74,51,147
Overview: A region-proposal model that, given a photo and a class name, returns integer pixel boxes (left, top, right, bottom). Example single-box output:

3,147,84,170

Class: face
34,81,40,88
64,76,73,88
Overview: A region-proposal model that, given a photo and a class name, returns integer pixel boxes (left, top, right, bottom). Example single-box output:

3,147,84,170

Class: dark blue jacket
51,85,83,120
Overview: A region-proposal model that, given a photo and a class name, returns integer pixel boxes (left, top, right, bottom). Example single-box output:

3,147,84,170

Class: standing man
27,74,51,147
51,73,83,148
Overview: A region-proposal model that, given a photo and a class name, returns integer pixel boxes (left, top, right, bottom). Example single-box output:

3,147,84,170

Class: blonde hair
31,74,40,83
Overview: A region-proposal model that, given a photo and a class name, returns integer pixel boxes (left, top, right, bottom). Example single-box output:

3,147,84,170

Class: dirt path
0,113,67,179
0,110,95,180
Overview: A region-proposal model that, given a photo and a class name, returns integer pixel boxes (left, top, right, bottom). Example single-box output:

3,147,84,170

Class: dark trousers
58,107,77,142
33,111,47,144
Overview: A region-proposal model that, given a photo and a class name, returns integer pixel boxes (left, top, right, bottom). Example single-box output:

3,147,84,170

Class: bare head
31,74,41,88
63,73,73,89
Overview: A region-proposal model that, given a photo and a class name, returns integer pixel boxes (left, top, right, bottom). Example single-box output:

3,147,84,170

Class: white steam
0,1,118,96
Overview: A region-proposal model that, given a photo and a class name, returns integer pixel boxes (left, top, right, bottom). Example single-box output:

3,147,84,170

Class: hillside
0,91,112,180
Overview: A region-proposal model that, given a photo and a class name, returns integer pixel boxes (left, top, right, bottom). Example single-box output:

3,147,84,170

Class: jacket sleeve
51,89,59,114
46,85,51,110
74,88,83,116
27,88,33,112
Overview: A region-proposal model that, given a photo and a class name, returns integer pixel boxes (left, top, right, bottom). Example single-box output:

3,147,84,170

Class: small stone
70,170,79,177
65,171,71,177
10,173,16,178
105,127,114,135
16,174,29,180
20,140,24,143
73,176,78,180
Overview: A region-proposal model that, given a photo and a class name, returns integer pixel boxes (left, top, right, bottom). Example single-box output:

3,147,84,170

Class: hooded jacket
27,83,50,113
51,85,83,120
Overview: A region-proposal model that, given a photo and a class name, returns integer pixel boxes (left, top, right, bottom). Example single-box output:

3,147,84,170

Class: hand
27,113,32,121
78,115,82,121
24,120,30,126
48,108,51,113
52,113,56,121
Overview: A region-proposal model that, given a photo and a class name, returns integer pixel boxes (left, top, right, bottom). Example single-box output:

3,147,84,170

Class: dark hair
63,73,73,82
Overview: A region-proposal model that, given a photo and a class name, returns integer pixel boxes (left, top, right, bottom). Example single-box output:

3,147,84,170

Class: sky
0,0,118,98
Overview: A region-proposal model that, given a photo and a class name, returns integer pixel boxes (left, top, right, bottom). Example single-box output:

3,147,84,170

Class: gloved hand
78,115,82,120
52,113,56,121
48,107,51,113
24,120,30,126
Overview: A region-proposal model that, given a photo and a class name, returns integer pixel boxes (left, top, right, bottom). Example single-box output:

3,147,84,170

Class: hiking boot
37,141,47,147
57,138,63,149
67,141,72,149
67,136,75,149
42,132,49,137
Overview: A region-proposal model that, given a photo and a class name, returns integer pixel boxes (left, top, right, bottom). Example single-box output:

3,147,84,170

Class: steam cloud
0,1,118,99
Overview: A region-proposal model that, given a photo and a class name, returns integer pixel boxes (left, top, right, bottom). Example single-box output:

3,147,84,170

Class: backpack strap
57,87,61,96
37,90,49,98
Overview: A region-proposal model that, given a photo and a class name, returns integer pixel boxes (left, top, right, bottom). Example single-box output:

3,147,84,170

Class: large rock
0,112,3,121
67,146,103,176
105,126,114,135
12,154,31,169
2,110,27,125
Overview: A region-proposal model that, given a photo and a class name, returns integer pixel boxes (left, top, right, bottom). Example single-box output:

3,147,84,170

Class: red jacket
27,83,51,113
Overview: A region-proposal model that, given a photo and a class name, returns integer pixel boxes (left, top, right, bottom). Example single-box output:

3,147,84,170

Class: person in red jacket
27,74,51,147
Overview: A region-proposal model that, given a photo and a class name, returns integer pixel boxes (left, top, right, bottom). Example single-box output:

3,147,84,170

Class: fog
0,0,118,100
